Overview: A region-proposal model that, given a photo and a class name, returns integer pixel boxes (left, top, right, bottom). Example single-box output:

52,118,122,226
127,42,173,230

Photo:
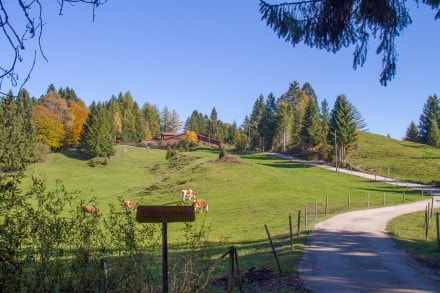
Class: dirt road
299,199,440,292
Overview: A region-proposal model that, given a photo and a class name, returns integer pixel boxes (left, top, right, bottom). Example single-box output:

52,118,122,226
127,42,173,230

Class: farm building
140,132,221,148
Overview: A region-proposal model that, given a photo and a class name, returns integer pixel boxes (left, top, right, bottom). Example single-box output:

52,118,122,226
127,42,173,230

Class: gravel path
269,153,440,292
298,199,440,292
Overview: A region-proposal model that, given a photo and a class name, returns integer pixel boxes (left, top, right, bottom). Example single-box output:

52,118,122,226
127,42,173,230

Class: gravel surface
299,199,440,293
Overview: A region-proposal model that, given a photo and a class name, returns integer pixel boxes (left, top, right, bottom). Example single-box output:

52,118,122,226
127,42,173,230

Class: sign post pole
136,205,195,293
162,222,168,293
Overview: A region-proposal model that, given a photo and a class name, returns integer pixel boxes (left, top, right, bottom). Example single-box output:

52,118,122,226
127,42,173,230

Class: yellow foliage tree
185,130,198,143
33,105,65,149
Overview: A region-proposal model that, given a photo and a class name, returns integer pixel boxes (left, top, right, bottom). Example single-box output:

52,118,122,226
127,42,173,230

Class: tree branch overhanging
260,0,439,86
0,0,106,96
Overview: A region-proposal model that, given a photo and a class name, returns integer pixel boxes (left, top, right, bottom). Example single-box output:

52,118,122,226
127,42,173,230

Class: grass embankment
388,208,440,265
348,132,440,185
25,145,425,277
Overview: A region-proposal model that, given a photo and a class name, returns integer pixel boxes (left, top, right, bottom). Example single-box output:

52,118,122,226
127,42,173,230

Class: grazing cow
123,200,137,213
181,189,195,201
192,199,208,212
82,205,101,217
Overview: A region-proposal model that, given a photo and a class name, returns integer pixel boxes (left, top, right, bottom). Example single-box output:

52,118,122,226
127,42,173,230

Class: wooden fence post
425,206,429,241
436,212,439,252
314,200,317,222
368,193,370,208
305,205,308,228
383,192,386,206
264,224,282,274
430,198,434,218
297,210,301,238
101,258,108,293
325,197,328,216
402,191,405,203
289,215,293,252
228,246,236,292
348,193,351,209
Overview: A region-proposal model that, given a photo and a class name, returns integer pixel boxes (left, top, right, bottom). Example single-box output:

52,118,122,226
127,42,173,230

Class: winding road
270,153,440,292
299,200,440,292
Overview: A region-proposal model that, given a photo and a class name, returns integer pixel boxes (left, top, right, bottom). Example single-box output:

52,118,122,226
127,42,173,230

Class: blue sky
12,1,440,140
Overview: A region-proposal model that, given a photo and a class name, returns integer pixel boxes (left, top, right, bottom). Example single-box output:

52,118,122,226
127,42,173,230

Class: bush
0,173,220,291
219,148,228,159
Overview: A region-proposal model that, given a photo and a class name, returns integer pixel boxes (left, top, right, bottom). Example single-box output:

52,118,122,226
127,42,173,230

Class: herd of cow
81,189,208,217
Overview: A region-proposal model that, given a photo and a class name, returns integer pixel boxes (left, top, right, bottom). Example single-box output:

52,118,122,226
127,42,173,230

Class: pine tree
274,101,293,152
328,95,359,165
301,99,322,150
79,102,115,157
403,121,419,142
170,110,181,133
161,106,172,132
426,118,440,147
0,89,38,172
249,95,266,150
418,94,440,144
142,103,161,138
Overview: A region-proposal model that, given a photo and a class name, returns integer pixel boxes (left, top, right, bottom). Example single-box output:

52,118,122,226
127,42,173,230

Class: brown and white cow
192,199,208,212
82,205,101,217
123,200,137,213
181,189,195,201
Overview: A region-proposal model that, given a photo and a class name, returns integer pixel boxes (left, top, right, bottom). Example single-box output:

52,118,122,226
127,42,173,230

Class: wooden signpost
136,205,195,293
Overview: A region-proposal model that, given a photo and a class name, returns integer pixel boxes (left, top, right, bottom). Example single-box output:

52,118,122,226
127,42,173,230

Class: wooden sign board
136,205,195,223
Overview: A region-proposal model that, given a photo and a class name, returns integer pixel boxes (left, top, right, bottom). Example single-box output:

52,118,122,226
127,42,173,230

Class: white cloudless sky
10,1,440,140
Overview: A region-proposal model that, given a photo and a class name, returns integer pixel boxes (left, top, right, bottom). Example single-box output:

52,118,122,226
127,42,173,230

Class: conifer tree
142,103,161,138
426,118,440,147
249,95,266,150
328,95,359,165
418,94,440,145
301,99,322,150
403,121,420,142
0,90,38,172
79,102,115,158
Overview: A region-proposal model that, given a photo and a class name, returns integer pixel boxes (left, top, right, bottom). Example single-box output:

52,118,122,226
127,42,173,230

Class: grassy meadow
348,132,440,184
22,143,429,277
388,208,440,264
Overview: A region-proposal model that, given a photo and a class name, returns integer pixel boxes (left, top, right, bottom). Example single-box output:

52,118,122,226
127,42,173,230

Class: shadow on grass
60,149,94,161
259,160,313,169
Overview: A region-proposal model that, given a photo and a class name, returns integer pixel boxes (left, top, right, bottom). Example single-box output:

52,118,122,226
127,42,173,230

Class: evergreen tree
426,118,440,147
328,95,359,165
320,99,330,142
208,107,219,140
301,99,322,150
170,110,181,133
301,82,318,105
0,90,38,172
274,101,293,152
79,102,115,158
118,92,138,142
249,95,266,150
418,94,440,144
259,93,277,151
161,106,172,132
403,121,420,142
142,103,161,138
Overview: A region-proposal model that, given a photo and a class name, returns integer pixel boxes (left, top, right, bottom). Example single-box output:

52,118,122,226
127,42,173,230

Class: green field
388,208,440,264
22,143,428,276
348,132,440,184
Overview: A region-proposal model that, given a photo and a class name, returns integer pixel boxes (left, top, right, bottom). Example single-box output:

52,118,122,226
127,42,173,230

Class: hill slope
347,132,440,184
